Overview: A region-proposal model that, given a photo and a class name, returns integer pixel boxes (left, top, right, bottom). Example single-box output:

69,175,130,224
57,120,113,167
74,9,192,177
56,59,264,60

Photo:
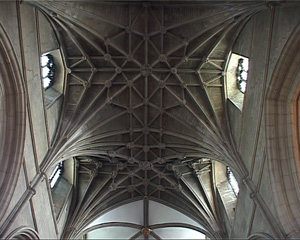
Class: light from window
49,162,63,188
40,54,55,89
236,57,249,93
226,167,239,196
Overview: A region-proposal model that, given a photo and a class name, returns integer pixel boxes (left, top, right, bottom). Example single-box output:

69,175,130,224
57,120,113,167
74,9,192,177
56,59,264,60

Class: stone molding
266,19,300,238
5,226,40,240
0,188,36,238
248,232,274,240
0,23,26,222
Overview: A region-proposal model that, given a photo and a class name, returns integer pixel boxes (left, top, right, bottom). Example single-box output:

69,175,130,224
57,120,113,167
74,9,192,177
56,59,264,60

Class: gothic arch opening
266,21,300,238
79,199,207,240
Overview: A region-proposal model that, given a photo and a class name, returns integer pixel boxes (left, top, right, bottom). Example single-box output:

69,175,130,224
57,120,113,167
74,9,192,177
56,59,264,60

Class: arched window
49,162,63,188
236,57,249,93
40,54,55,89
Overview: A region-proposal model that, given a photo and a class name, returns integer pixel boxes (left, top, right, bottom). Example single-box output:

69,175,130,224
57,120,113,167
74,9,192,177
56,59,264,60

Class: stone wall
0,2,70,239
228,3,300,239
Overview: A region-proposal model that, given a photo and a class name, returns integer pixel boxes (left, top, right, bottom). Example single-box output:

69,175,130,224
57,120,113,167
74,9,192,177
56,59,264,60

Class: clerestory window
41,54,55,89
49,158,74,220
49,162,63,188
226,53,250,110
236,57,249,94
226,167,239,196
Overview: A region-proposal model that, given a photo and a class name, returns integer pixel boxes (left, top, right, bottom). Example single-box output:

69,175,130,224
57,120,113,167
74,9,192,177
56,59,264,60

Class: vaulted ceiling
33,1,265,239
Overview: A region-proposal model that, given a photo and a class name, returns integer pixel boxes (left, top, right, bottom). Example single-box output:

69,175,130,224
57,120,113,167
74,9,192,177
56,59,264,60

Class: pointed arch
266,20,300,238
0,23,26,221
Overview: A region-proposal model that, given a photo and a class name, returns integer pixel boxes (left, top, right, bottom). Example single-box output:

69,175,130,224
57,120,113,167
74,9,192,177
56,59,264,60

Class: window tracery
41,54,55,89
226,53,249,110
236,57,249,94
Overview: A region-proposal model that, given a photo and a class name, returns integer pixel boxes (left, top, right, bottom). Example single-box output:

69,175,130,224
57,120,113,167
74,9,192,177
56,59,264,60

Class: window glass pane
40,54,55,89
42,67,50,78
241,71,248,80
49,162,63,188
50,171,61,188
240,81,246,93
226,167,239,196
243,58,249,71
236,57,249,94
43,77,52,89
41,55,49,67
